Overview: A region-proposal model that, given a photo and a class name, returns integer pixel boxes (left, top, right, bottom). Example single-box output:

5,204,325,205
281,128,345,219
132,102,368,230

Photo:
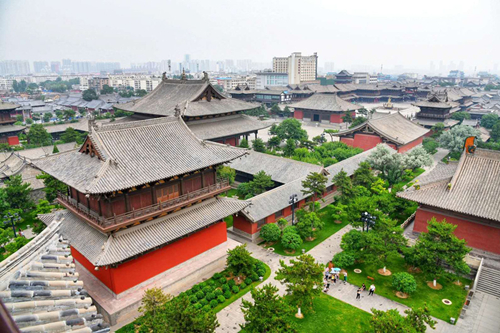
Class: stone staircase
476,267,500,298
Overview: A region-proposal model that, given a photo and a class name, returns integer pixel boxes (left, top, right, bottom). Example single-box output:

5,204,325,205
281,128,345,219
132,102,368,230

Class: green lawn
267,205,349,256
343,255,470,323
292,293,372,332
219,189,238,198
224,215,233,228
393,167,426,188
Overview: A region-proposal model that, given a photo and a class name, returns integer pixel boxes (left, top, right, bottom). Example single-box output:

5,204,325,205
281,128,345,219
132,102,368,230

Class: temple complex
289,93,361,123
398,139,500,255
113,74,271,146
32,116,249,324
0,102,25,146
333,112,429,152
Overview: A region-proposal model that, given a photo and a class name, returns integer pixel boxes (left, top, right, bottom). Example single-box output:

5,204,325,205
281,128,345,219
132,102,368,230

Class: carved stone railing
58,179,230,231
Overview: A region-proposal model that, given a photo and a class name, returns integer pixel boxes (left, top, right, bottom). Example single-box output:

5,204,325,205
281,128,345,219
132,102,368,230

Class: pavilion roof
187,114,273,140
114,78,258,117
0,101,20,111
52,197,249,266
289,93,362,112
32,117,246,194
398,149,500,223
334,112,429,146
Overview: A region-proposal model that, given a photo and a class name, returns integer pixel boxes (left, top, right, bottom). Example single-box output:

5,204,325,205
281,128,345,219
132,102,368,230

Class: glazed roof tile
289,93,362,112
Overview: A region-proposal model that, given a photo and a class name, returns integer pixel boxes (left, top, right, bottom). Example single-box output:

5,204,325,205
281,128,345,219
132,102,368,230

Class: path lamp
361,212,376,232
289,194,299,225
3,212,21,238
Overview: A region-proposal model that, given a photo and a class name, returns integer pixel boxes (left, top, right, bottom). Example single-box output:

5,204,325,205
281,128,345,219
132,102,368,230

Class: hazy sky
0,0,498,71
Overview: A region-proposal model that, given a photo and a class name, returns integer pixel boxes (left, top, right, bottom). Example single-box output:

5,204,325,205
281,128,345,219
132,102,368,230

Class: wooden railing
58,179,230,231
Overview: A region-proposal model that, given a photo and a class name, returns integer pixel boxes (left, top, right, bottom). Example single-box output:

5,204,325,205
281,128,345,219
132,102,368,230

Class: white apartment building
0,78,14,91
255,72,288,89
272,52,318,84
352,72,371,84
107,75,162,92
215,76,256,91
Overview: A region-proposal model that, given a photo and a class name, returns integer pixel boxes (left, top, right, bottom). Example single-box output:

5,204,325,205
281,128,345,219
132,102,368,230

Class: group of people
323,267,347,292
356,283,376,300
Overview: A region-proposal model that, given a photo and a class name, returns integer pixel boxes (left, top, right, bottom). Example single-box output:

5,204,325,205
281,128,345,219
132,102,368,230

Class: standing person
324,268,330,280
356,288,361,300
333,274,337,284
369,284,375,296
344,272,348,284
362,283,366,291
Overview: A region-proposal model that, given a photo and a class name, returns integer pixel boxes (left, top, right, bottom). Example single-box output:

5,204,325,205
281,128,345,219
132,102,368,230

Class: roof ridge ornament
181,69,187,80
203,71,209,82
174,104,181,117
162,72,167,81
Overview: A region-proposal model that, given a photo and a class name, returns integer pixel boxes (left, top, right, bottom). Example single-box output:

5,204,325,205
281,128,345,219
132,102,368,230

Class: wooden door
156,183,180,203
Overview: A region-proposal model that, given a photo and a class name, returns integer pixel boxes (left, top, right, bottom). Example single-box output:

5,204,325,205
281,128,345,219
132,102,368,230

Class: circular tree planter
354,269,362,274
396,291,409,299
453,281,462,286
334,220,343,224
377,268,392,276
442,299,452,305
267,247,275,252
407,266,422,274
305,237,316,242
284,249,296,255
427,281,443,290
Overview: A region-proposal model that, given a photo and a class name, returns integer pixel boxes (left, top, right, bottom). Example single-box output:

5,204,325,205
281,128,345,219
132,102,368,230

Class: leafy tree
277,218,288,231
252,138,266,153
237,182,253,199
239,138,249,148
451,111,471,121
60,127,81,143
52,144,59,154
0,228,10,251
370,306,436,333
283,106,291,117
259,223,281,243
4,175,34,212
412,218,471,285
63,109,76,121
281,231,303,251
430,122,444,138
36,173,68,202
341,112,353,124
481,113,499,129
301,172,327,210
332,252,355,268
240,284,297,333
216,166,236,185
267,136,282,150
438,125,481,153
269,104,281,116
27,124,52,146
295,211,323,240
100,84,114,95
491,121,500,142
367,144,407,184
350,116,367,128
135,89,148,97
332,169,354,199
270,118,308,142
55,110,63,120
139,287,172,317
403,146,433,171
227,244,254,277
4,236,29,257
43,112,52,123
392,272,417,295
13,80,27,92
331,202,349,224
275,255,324,311
25,118,33,125
82,89,98,101
422,137,438,154
353,162,376,188
16,115,23,122
323,129,339,142
251,171,274,195
340,229,366,259
245,105,268,117
312,135,326,145
283,138,297,157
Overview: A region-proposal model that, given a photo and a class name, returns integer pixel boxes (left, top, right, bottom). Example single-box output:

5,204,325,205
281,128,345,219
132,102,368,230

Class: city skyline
1,0,498,73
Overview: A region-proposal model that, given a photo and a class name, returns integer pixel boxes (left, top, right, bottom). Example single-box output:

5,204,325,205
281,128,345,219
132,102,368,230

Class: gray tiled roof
289,93,362,112
188,115,273,140
413,118,460,128
32,117,247,194
56,197,249,266
336,112,429,145
0,124,26,134
115,79,258,117
0,101,20,111
242,145,395,222
415,162,458,186
398,149,500,222
230,151,323,184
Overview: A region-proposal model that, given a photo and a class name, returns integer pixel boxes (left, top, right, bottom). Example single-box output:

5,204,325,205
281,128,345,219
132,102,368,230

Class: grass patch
343,255,470,323
292,293,372,332
219,189,238,198
224,215,233,228
268,205,349,256
116,259,271,333
392,167,426,188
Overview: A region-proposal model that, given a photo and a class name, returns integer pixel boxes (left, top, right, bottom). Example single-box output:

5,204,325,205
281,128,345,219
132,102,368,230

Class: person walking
356,288,361,300
333,274,337,284
344,272,348,284
324,268,330,281
369,284,375,296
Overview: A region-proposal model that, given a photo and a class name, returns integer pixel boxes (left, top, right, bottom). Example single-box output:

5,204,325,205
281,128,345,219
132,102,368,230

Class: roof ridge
97,116,176,132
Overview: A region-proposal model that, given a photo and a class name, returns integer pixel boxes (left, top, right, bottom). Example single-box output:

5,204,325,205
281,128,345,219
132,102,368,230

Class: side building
32,117,250,324
0,102,25,146
289,93,361,123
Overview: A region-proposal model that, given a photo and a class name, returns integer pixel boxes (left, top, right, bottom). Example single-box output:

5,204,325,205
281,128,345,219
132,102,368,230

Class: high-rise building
34,61,49,73
51,61,61,74
62,59,72,73
272,52,318,84
0,60,31,75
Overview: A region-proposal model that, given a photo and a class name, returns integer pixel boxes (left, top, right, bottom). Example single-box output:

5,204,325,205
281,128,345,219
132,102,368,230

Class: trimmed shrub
189,295,198,304
195,291,204,300
206,292,215,301
193,303,202,310
191,284,200,292
203,305,211,312
257,269,265,277
214,289,223,297
240,282,247,289
232,285,239,294
228,280,236,287
210,299,218,308
218,277,226,285
222,284,230,292
260,223,281,243
202,286,213,294
392,272,417,295
250,273,259,282
217,295,225,303
244,277,252,285
207,280,216,287
224,290,231,299
200,299,208,306
212,272,222,280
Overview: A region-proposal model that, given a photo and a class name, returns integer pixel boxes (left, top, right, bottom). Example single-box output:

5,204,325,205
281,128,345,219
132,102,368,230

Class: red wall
414,208,500,254
294,110,304,120
72,221,227,294
330,113,343,123
7,136,20,146
398,137,424,153
341,137,355,146
226,137,236,146
233,215,257,234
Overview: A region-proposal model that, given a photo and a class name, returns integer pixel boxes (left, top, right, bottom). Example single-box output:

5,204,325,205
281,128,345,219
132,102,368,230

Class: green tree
269,104,281,116
271,118,308,142
323,129,339,142
0,228,10,252
350,116,367,128
491,121,500,142
283,138,297,157
63,109,76,121
252,138,266,153
332,169,354,199
312,135,326,145
451,111,471,121
438,125,481,153
100,84,114,95
370,306,436,333
135,89,148,97
353,161,376,188
332,252,355,268
52,144,59,153
342,112,353,124
43,112,52,123
55,110,63,120
16,115,23,122
392,272,417,295
403,146,433,171
216,166,236,184
240,284,297,333
60,127,81,143
301,172,327,211
275,254,324,312
481,113,499,129
251,171,274,195
139,287,172,318
283,106,291,117
36,173,68,202
25,118,33,125
259,223,281,243
295,211,323,240
422,137,438,154
226,244,254,277
331,202,349,224
412,218,471,286
281,230,303,251
4,175,34,212
277,217,288,231
267,136,282,150
340,229,366,259
27,124,52,146
239,138,249,148
430,122,445,138
82,89,98,101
